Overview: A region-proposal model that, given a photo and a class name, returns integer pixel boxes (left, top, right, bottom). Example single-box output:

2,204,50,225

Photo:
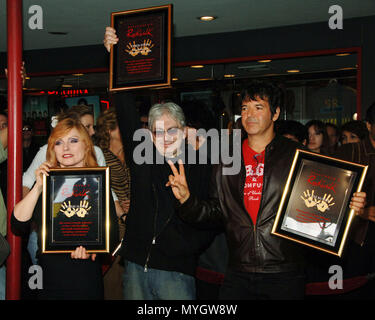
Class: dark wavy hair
305,120,330,154
240,80,284,117
340,120,368,141
94,108,118,150
276,120,308,143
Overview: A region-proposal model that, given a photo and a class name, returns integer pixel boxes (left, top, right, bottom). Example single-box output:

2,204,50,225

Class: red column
6,0,23,300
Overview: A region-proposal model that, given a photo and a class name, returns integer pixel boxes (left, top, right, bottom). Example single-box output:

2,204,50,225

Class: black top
11,195,118,300
115,93,217,276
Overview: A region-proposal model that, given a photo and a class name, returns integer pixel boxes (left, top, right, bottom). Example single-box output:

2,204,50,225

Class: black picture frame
271,149,368,256
42,167,110,253
109,4,172,91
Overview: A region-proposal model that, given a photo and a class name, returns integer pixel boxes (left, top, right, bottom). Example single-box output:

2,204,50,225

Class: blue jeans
27,230,38,265
122,260,196,300
0,265,5,300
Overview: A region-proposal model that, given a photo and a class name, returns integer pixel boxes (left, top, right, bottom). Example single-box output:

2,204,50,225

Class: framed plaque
109,4,172,91
272,149,368,256
42,167,110,253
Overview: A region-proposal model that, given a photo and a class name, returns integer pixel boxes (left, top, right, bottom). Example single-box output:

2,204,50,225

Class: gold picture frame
109,4,172,91
42,167,110,254
271,149,368,257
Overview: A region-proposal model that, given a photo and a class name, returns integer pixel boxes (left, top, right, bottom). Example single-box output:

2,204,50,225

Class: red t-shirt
242,139,265,225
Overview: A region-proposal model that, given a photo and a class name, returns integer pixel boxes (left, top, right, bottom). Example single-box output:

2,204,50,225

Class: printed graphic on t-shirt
242,140,264,224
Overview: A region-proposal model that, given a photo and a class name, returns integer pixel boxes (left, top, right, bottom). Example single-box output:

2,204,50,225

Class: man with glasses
113,95,216,300
105,27,216,300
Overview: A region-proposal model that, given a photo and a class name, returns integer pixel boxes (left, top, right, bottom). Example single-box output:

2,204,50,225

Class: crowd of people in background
275,117,371,155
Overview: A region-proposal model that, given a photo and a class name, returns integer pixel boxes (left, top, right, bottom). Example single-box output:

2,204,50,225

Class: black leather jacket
179,135,306,273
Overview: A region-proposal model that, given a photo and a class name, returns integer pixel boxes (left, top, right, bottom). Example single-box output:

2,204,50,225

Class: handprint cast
59,200,92,218
300,190,317,208
301,189,335,213
125,39,155,57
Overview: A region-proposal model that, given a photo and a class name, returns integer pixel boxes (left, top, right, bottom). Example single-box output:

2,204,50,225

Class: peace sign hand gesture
166,159,190,204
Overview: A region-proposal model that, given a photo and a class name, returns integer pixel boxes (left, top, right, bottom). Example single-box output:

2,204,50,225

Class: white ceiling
1,0,375,52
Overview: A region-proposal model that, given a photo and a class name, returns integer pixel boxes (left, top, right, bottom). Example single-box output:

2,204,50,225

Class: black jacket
115,93,216,276
334,136,375,246
179,134,306,273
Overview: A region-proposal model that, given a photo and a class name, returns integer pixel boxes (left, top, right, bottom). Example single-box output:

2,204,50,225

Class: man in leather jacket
167,80,366,300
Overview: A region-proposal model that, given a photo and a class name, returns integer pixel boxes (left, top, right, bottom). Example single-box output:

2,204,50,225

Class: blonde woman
12,117,118,300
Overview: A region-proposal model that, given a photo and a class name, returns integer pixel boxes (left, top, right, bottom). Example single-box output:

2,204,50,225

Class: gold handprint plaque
42,167,110,253
272,149,368,256
109,5,172,91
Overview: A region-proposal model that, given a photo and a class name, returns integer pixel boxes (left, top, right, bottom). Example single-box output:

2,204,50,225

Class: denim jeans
122,260,196,300
0,265,5,300
27,230,38,265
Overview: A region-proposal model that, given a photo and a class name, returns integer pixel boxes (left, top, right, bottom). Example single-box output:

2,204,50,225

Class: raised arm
104,26,142,168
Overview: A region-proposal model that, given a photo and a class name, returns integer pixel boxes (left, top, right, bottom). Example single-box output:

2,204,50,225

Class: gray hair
148,102,186,131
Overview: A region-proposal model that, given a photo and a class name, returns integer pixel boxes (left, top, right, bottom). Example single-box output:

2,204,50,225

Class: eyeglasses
152,127,180,137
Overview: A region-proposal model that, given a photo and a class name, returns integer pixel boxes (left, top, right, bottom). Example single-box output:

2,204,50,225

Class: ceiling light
198,16,216,21
172,77,178,81
287,69,300,73
224,74,235,78
72,73,84,76
61,84,72,87
336,53,351,57
190,65,204,68
258,59,272,63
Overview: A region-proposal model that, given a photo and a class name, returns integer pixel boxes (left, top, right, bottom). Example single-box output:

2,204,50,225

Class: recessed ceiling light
198,16,216,21
258,59,272,63
72,73,84,76
287,69,300,73
62,84,72,87
190,65,204,68
336,53,351,57
172,77,178,81
224,74,235,78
